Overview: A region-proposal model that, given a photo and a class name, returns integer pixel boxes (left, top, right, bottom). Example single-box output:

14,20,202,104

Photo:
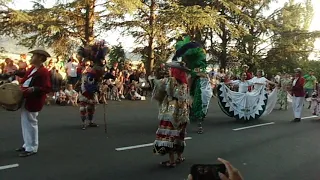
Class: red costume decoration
171,68,188,84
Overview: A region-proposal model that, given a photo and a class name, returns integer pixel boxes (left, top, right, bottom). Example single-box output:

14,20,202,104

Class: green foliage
259,0,320,75
0,0,107,58
108,44,126,68
300,60,320,80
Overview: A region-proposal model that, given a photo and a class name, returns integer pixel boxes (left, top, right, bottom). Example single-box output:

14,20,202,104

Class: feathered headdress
172,36,207,71
77,40,109,67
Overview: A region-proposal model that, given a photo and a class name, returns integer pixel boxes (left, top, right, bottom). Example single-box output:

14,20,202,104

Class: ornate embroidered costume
153,77,189,155
172,36,212,134
79,70,100,130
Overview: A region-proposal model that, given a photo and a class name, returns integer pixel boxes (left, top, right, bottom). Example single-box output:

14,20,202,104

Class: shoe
15,147,25,152
291,118,301,122
88,123,99,127
19,151,37,157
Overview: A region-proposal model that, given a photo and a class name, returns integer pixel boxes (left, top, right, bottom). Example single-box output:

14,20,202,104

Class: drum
0,83,23,111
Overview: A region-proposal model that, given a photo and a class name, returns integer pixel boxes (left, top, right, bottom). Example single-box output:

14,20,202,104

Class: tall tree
261,0,320,74
108,44,126,69
233,0,275,69
0,0,110,58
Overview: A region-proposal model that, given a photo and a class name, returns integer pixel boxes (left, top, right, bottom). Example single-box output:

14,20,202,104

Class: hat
294,68,302,73
166,61,190,72
243,64,249,68
29,49,51,58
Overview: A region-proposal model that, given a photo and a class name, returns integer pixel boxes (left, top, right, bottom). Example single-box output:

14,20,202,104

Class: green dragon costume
172,36,212,134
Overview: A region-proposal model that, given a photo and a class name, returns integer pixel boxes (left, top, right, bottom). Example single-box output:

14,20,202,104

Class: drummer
15,49,52,157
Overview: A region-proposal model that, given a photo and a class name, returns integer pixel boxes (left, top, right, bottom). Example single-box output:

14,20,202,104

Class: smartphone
190,164,227,180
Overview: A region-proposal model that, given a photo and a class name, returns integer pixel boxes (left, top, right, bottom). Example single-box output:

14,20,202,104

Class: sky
8,0,320,54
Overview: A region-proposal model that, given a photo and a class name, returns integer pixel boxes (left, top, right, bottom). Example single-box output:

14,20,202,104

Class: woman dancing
152,62,190,168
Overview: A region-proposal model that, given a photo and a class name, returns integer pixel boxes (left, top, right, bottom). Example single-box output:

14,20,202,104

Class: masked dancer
171,36,212,134
15,49,52,157
79,67,102,130
152,62,190,168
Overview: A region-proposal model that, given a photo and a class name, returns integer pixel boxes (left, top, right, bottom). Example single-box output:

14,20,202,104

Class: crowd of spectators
0,53,169,106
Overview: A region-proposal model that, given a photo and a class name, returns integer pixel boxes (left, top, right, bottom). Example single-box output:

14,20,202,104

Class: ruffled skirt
153,119,187,155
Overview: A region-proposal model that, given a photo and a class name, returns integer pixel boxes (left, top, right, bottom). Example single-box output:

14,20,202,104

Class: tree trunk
220,22,227,70
84,0,95,46
219,8,228,70
146,0,156,76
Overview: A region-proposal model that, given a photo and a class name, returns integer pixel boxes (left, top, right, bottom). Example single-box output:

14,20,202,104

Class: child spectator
56,88,67,106
65,84,78,106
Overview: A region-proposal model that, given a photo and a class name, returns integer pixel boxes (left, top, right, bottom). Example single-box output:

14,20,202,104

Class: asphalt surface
0,98,320,180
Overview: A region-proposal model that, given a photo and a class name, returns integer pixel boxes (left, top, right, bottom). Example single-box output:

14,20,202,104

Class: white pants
292,96,304,118
21,107,39,152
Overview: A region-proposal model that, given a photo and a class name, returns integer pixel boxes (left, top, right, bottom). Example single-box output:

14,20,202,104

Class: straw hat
29,49,51,58
294,68,302,73
166,61,190,72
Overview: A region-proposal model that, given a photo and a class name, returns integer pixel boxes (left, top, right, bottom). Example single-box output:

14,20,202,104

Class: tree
261,0,320,75
0,0,112,58
108,44,126,69
233,0,276,69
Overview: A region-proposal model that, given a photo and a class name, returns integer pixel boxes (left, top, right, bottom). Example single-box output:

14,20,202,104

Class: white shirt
65,89,77,96
231,80,253,93
251,77,268,89
22,68,38,87
293,78,298,86
65,61,78,77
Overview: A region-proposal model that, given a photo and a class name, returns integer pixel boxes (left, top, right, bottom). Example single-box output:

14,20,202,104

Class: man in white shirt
65,58,79,85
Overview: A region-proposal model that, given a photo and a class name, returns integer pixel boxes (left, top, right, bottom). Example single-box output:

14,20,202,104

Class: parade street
1,99,320,180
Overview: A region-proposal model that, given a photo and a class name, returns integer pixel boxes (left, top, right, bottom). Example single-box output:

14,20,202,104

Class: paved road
0,98,320,180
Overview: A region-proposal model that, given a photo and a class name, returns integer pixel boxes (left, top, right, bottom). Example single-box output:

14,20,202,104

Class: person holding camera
187,158,244,180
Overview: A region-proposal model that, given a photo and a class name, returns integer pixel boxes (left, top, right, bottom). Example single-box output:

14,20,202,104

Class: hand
218,158,243,180
23,87,34,93
187,158,243,180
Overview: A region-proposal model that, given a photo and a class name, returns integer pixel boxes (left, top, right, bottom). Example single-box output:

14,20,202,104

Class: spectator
127,84,141,100
65,57,79,85
129,70,139,83
110,62,119,73
4,58,18,74
104,70,116,80
304,70,317,109
65,84,78,106
148,71,156,89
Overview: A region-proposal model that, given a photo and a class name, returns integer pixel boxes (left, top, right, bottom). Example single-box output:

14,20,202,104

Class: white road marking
115,137,192,151
301,116,318,120
0,164,19,170
233,122,275,131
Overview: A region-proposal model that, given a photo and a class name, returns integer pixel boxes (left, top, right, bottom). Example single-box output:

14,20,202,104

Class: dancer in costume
79,68,100,130
218,72,268,121
310,83,320,116
172,36,212,134
277,73,292,110
225,73,254,93
152,62,190,168
249,70,278,116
